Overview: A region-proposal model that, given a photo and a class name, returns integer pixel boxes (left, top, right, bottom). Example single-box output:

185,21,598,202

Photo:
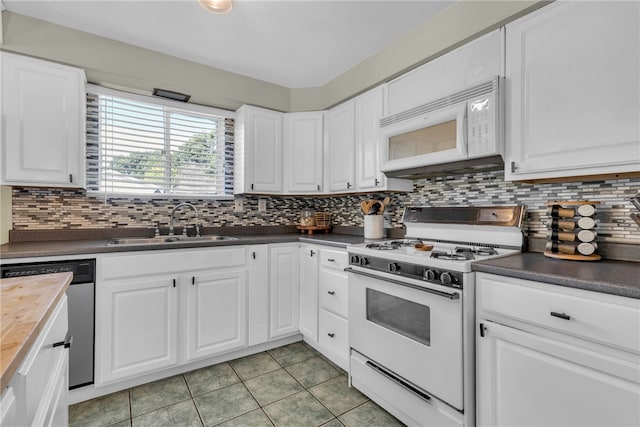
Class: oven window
388,120,456,161
366,288,430,346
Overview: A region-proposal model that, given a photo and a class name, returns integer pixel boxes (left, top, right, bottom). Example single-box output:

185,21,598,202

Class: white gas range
347,206,524,427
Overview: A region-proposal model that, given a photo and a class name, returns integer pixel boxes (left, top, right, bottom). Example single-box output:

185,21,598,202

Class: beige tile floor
69,341,405,427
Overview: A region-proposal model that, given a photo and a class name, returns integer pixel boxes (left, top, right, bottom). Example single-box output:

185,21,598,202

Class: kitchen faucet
169,202,200,236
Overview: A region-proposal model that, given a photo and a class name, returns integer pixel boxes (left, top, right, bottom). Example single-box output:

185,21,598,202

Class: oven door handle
345,267,460,300
365,360,432,402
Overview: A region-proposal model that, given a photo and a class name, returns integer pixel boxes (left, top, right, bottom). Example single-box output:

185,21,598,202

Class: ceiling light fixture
197,0,233,15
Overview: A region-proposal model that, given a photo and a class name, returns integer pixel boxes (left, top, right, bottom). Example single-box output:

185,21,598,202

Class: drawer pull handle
327,258,335,262
550,311,571,320
53,334,73,349
327,291,335,295
328,333,335,338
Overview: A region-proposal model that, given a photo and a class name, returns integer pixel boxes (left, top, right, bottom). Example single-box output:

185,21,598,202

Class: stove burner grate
454,246,498,256
430,250,474,261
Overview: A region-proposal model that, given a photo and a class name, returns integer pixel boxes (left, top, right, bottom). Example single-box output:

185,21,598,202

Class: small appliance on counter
544,200,600,261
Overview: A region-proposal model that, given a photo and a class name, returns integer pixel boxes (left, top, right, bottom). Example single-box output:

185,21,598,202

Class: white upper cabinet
505,1,640,181
1,52,86,188
283,112,324,193
325,101,356,192
234,105,283,193
326,87,411,193
355,86,385,191
387,29,503,116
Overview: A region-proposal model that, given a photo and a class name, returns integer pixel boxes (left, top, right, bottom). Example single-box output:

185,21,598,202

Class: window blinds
86,86,234,198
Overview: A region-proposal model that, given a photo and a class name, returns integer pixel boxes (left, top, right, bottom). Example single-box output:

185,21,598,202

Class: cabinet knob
252,252,256,259
328,291,335,295
69,174,73,183
347,182,352,189
327,333,335,338
375,178,380,186
310,250,316,257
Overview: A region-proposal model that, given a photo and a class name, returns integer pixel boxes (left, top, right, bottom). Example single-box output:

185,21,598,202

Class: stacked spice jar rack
544,201,601,261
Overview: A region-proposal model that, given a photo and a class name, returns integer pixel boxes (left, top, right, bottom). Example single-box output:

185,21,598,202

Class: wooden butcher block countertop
1,272,72,390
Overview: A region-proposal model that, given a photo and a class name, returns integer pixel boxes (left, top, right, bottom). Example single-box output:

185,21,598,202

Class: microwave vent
382,155,504,180
381,78,499,128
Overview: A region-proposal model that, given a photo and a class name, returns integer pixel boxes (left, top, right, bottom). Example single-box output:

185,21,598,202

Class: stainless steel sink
174,235,239,242
107,235,239,245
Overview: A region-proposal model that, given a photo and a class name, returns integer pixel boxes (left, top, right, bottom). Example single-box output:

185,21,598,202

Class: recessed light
197,0,233,15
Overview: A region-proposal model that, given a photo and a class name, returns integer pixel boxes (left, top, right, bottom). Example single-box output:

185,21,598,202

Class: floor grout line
72,343,399,427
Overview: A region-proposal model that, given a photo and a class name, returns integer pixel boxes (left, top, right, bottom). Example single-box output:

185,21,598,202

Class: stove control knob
388,262,400,272
440,272,453,285
350,255,360,265
359,257,370,266
424,269,438,281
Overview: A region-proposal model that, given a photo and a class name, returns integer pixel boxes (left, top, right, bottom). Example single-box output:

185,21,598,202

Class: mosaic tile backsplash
11,171,640,244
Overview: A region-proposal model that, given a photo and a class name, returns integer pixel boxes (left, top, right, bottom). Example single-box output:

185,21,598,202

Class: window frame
86,84,235,200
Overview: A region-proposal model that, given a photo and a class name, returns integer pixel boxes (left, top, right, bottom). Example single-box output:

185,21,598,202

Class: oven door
348,268,464,410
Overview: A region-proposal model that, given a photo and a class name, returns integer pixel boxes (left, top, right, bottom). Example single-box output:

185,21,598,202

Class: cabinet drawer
15,296,68,425
319,309,348,369
319,269,348,318
477,274,640,353
100,246,247,279
319,248,348,271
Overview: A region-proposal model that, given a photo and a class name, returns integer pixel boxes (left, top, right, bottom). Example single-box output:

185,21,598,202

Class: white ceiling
2,0,455,88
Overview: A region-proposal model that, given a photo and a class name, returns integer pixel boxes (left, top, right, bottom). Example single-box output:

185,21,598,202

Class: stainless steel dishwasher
1,259,95,389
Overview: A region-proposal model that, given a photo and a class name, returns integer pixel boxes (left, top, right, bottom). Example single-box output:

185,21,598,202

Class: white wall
1,1,546,112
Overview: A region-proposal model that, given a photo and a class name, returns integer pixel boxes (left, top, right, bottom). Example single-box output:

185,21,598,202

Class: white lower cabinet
476,273,640,427
269,244,300,339
317,247,349,370
184,269,247,361
299,245,319,342
247,245,270,346
96,247,247,384
97,276,179,384
0,387,17,427
6,296,69,427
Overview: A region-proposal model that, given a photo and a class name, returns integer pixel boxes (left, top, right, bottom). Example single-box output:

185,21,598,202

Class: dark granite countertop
0,232,366,260
473,252,640,299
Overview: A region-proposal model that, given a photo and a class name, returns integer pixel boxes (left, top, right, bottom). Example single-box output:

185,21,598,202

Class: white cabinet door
1,52,86,188
0,387,17,427
234,105,283,193
269,244,300,339
284,112,323,193
325,101,356,192
477,320,640,427
97,276,178,384
355,86,385,191
505,1,640,180
184,269,247,361
387,29,503,116
299,245,319,342
247,245,270,346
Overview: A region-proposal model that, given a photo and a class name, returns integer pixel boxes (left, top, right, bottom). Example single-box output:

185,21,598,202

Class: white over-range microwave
380,77,504,178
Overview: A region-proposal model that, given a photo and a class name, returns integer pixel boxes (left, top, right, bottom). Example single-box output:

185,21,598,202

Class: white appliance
347,206,524,427
380,77,504,179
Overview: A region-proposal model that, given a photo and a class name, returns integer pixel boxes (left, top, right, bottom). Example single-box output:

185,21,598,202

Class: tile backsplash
10,171,640,244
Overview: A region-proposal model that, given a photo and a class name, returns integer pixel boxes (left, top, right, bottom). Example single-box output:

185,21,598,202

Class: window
86,85,234,198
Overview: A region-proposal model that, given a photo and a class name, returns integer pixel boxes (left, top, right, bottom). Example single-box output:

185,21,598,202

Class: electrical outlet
234,195,243,213
258,198,267,213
